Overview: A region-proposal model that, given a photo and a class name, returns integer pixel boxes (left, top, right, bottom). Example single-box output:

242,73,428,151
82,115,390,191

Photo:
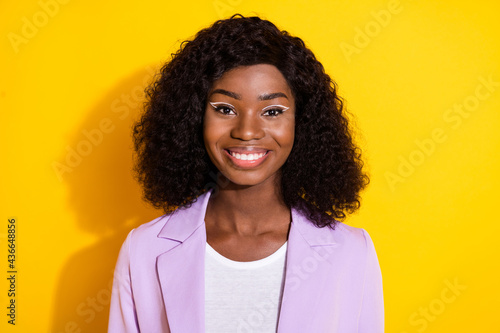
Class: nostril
230,119,265,141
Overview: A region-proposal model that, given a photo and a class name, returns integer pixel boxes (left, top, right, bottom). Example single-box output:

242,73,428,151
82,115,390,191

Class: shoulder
291,208,379,266
322,222,383,274
334,223,381,274
125,191,212,252
292,208,373,251
122,211,178,258
335,222,374,249
324,222,375,263
129,214,171,241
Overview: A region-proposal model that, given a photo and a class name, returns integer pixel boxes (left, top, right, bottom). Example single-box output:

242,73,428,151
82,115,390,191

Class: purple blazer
108,191,384,332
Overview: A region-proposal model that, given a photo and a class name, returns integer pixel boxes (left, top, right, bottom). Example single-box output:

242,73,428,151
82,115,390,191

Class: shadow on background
50,66,162,333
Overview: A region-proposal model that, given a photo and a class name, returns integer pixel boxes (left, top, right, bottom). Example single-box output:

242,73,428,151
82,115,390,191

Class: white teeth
230,151,266,161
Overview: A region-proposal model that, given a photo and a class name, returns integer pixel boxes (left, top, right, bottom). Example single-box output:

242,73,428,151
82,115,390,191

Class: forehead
210,64,294,100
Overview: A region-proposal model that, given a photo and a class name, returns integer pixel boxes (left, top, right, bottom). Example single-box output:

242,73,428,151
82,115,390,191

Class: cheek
202,114,215,154
274,121,295,151
203,114,225,159
203,111,216,144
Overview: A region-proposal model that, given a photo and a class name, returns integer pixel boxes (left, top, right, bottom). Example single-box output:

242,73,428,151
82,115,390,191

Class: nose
230,113,265,141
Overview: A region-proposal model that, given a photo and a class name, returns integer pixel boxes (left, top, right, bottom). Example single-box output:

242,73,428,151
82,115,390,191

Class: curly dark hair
133,14,369,228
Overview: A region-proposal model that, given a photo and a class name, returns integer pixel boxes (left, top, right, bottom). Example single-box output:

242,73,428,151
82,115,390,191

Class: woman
108,15,383,332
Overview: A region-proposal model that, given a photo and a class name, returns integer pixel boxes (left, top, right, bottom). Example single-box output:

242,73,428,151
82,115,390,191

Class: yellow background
1,0,499,332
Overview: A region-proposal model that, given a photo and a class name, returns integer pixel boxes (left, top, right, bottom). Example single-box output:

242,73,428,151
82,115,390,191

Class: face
203,64,295,187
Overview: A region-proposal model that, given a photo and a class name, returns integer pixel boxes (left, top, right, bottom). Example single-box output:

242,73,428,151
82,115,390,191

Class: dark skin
204,182,292,262
203,64,295,261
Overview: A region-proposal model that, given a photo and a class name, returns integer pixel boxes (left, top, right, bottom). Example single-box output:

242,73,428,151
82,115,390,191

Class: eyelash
211,104,235,115
263,108,285,117
209,102,288,117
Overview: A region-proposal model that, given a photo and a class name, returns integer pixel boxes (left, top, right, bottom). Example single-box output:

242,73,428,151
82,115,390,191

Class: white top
205,241,288,333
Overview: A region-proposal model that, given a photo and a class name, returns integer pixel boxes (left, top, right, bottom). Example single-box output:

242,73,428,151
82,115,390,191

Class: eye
262,105,289,117
209,102,236,115
263,109,284,117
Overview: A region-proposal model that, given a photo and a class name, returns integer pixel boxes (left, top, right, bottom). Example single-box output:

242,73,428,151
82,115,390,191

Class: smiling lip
224,148,270,168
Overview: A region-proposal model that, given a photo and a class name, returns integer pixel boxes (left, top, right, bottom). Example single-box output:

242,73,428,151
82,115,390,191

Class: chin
221,170,280,188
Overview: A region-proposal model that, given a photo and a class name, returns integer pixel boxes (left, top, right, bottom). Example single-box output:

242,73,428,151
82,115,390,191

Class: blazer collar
155,190,343,332
156,190,211,243
157,190,341,247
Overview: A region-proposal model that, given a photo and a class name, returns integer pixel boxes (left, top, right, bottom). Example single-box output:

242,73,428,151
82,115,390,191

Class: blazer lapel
277,208,343,332
156,191,212,333
154,191,343,332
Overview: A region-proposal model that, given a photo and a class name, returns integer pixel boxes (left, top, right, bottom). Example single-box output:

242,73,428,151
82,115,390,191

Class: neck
206,179,291,236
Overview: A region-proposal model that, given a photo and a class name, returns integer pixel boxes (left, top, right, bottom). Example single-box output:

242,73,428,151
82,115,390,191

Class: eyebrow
258,92,289,101
210,89,241,100
209,89,289,101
